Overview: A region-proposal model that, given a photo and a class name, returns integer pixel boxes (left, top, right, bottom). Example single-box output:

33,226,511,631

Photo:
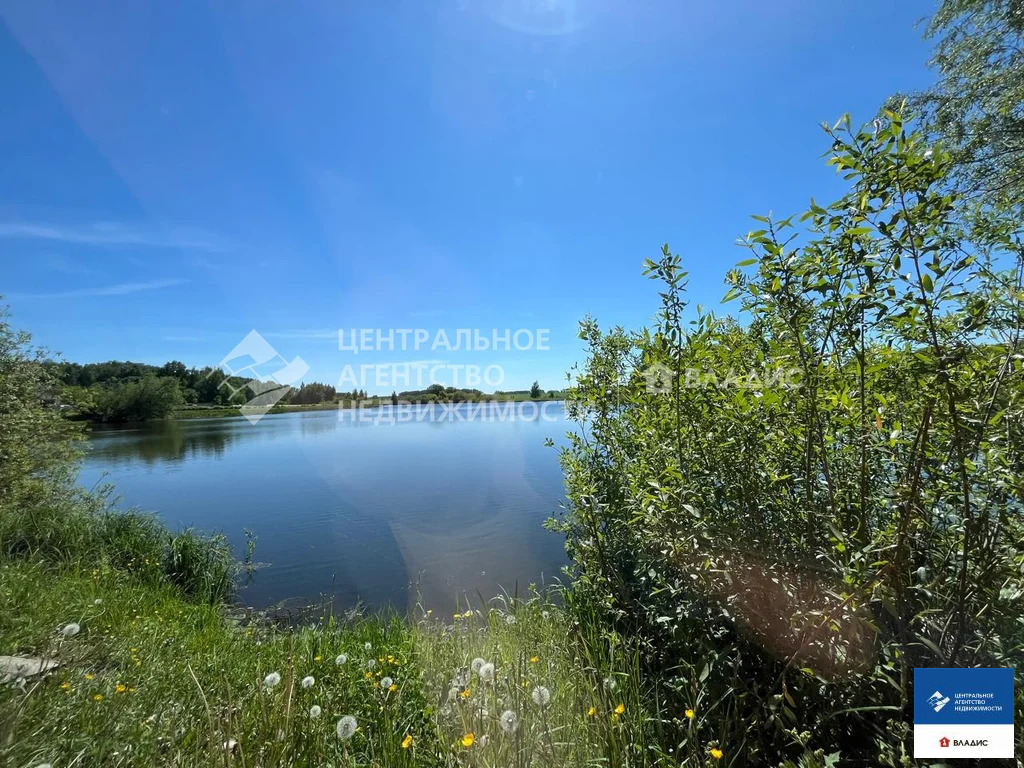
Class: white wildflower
364,642,372,651
531,685,551,707
301,675,315,689
60,622,81,637
336,715,357,740
263,671,281,689
335,653,348,665
309,705,322,719
479,662,495,683
367,659,377,670
471,657,486,674
499,709,519,733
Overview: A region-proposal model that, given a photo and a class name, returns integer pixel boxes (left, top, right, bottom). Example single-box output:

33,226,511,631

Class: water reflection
80,405,570,614
88,420,238,464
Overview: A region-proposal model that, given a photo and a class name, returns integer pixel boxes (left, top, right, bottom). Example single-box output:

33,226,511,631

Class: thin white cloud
265,329,340,340
0,221,228,251
10,278,189,299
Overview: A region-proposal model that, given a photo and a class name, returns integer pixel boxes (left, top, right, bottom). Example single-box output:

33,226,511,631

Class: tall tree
908,0,1024,211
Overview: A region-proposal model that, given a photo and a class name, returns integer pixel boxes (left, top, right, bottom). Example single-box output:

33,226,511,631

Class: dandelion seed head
505,614,516,625
335,653,348,665
531,685,551,706
367,659,377,670
479,662,495,683
603,677,617,691
380,676,394,689
336,715,357,740
471,657,486,674
541,610,550,619
499,709,519,733
301,675,315,689
263,671,281,689
309,705,322,719
364,642,372,651
61,622,81,637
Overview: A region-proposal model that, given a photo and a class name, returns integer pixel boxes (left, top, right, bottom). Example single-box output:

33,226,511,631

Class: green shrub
553,112,1024,764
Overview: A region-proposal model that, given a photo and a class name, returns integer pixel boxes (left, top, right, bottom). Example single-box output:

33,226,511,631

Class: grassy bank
171,397,567,421
0,556,673,768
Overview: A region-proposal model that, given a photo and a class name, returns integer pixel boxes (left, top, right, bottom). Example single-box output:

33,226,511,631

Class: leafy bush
553,112,1024,764
92,375,184,422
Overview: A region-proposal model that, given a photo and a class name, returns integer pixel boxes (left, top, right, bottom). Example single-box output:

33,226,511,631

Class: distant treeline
46,360,347,422
45,360,561,422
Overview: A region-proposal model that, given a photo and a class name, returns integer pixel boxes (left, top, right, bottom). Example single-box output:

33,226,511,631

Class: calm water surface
79,404,570,614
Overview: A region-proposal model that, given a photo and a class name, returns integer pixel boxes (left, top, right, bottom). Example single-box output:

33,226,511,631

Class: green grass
0,559,696,768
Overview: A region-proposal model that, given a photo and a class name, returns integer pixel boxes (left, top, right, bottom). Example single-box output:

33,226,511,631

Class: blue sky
1,1,936,392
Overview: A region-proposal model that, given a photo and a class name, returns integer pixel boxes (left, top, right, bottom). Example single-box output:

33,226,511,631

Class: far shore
169,396,566,420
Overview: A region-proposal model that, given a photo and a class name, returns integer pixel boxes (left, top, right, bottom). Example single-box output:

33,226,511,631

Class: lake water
79,403,571,614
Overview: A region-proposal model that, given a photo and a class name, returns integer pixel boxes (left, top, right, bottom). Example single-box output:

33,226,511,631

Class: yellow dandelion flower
365,671,373,679
402,734,413,749
314,655,322,663
93,694,104,702
685,708,695,719
461,733,475,747
711,747,724,760
463,610,473,618
460,688,472,699
587,706,596,717
389,684,398,692
530,656,539,663
614,703,625,715
116,684,127,694
84,673,94,680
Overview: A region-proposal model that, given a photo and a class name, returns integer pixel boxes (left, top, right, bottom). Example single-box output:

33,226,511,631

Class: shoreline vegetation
2,109,1023,767
169,395,567,421
46,360,569,425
